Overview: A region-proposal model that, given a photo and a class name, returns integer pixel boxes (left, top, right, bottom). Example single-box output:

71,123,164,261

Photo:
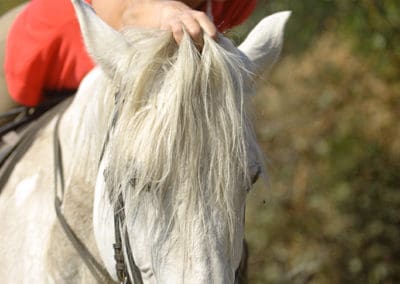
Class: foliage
246,27,400,284
233,0,400,81
232,2,400,283
0,0,25,16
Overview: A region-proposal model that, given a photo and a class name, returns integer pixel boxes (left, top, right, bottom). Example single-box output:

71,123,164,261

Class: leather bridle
113,193,144,284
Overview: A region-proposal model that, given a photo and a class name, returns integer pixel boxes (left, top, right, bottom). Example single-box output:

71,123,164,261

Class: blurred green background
0,1,25,15
1,1,399,283
237,1,400,283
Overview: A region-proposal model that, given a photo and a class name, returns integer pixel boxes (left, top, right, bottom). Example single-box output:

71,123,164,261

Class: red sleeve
199,0,257,32
5,4,48,107
5,0,94,107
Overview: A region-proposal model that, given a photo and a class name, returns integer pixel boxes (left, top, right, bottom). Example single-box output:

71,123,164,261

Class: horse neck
50,68,120,280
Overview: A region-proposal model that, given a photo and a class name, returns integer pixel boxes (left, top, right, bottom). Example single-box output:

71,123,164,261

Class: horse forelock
70,29,261,269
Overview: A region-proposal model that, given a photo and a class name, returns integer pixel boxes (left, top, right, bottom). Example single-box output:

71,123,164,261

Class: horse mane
68,29,261,266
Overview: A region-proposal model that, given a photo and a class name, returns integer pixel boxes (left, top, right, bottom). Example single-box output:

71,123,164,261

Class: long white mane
68,29,260,265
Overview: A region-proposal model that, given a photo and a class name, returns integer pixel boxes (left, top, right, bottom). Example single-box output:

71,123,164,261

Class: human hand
121,0,217,46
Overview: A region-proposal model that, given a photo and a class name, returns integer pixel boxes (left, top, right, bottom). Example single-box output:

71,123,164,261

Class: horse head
70,0,290,282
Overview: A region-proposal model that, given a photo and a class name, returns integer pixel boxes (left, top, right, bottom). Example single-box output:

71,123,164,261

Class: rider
0,0,257,110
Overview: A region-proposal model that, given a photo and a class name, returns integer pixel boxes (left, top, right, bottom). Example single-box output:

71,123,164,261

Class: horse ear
71,0,130,76
238,11,291,74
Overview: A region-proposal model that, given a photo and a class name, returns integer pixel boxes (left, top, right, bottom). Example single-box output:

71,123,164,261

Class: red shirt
5,0,257,106
200,0,257,32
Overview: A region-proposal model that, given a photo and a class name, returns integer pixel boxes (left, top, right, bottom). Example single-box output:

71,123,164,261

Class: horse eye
251,169,261,185
246,166,261,193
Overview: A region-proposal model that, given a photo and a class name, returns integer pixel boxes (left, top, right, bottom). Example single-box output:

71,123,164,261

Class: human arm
92,0,217,45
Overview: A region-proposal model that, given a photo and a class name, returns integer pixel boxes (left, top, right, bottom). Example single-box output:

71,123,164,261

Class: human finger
168,18,184,44
191,10,217,40
179,13,204,47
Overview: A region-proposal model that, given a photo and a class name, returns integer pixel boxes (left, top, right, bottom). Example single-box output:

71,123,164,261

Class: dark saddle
0,95,72,191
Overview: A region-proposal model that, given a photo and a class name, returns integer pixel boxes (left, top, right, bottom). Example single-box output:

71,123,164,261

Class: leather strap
102,92,144,284
0,123,38,190
0,101,70,192
0,93,74,138
53,112,116,284
113,193,143,284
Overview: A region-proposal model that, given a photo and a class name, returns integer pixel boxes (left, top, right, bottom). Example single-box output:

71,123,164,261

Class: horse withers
0,0,290,283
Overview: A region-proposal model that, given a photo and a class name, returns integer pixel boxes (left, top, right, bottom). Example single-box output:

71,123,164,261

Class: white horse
0,0,289,283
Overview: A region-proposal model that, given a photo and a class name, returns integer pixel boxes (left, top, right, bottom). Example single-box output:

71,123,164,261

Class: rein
53,113,115,284
53,111,143,284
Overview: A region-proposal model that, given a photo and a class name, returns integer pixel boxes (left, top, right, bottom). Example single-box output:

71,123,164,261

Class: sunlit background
1,1,399,283
236,1,400,283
